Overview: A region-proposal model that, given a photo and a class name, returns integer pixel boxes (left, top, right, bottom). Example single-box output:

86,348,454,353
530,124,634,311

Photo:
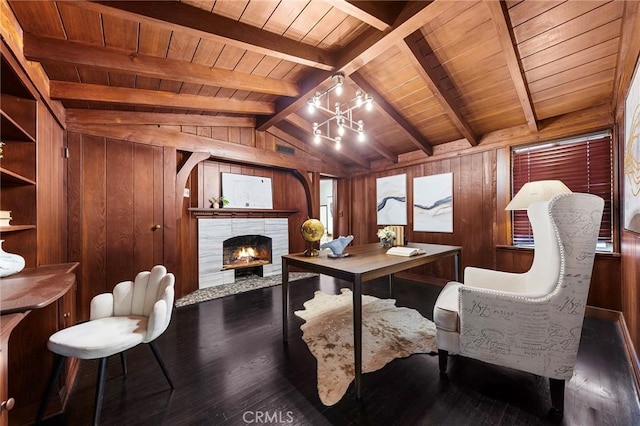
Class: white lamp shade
505,180,572,210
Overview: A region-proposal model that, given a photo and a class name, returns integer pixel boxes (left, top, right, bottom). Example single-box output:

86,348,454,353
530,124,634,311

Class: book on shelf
0,210,11,219
386,246,425,257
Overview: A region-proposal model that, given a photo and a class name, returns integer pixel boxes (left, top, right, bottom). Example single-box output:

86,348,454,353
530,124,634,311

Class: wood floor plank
37,276,640,426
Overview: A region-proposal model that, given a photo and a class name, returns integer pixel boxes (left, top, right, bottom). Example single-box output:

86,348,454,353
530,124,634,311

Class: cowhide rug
294,288,437,406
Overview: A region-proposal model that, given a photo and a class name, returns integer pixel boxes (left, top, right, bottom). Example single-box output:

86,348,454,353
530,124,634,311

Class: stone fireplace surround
198,218,288,289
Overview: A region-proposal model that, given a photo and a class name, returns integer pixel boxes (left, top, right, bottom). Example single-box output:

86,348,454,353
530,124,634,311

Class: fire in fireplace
222,235,272,276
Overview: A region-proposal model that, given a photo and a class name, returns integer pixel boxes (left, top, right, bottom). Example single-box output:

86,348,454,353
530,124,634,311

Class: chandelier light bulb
314,130,321,144
338,125,345,136
334,136,342,150
307,100,315,113
358,131,365,142
355,91,363,107
365,95,373,111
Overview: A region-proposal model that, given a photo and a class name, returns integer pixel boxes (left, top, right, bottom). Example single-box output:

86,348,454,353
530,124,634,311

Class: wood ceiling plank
138,22,171,56
524,38,619,83
350,70,435,155
531,69,615,104
50,81,275,114
8,1,66,37
400,31,478,146
534,84,613,120
23,34,299,96
512,1,608,44
102,14,138,51
516,1,624,60
238,0,280,29
78,1,335,70
58,2,104,46
528,54,616,94
520,19,622,72
485,0,537,132
283,1,333,43
507,0,563,28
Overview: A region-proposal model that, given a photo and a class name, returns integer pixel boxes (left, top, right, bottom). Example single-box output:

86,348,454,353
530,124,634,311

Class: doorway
320,178,336,244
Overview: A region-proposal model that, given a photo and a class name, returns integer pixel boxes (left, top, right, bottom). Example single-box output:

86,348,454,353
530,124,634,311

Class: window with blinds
511,132,613,252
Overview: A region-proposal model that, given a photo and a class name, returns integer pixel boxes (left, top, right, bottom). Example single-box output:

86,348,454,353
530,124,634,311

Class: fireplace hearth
197,218,288,289
222,235,272,276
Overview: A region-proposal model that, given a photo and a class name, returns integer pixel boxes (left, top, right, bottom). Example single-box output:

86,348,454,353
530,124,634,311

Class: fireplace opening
222,235,272,277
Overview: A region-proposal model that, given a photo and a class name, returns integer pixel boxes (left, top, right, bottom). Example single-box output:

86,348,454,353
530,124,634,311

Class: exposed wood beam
323,1,395,31
266,127,346,177
336,1,447,75
349,72,433,156
288,110,397,163
77,1,335,71
256,1,440,132
280,117,371,169
176,151,211,217
50,81,274,115
485,0,538,132
399,31,479,146
65,109,255,127
66,123,329,172
23,34,299,97
256,69,333,131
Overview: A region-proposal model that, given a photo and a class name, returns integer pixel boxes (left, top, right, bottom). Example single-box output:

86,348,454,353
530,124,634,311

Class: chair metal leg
549,378,565,415
148,341,175,389
120,351,128,376
35,354,66,424
92,357,108,426
438,349,448,373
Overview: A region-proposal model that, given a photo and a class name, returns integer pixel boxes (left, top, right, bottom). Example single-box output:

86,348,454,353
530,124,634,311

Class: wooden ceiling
7,0,637,171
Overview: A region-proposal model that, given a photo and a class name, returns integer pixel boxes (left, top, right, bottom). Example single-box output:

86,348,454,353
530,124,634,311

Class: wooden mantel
188,208,298,218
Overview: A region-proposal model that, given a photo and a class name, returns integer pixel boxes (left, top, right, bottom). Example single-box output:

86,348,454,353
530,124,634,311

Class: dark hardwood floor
39,276,640,426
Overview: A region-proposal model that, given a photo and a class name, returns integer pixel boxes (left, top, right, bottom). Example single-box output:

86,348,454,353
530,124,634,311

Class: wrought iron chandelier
306,72,373,150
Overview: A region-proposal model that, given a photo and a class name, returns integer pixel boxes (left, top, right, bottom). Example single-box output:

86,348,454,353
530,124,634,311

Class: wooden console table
282,243,461,400
0,263,78,426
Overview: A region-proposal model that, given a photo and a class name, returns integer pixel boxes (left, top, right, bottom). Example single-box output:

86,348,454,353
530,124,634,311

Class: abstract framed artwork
624,57,640,233
413,173,453,233
376,174,407,225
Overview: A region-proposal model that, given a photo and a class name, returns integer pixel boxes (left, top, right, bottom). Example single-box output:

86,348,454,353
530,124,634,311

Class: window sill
496,245,620,258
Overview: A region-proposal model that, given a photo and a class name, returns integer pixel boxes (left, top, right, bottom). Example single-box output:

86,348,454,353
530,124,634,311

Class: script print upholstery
457,193,604,380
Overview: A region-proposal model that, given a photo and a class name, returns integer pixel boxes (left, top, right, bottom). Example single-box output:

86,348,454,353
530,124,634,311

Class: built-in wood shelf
0,225,36,233
189,208,298,218
0,167,36,186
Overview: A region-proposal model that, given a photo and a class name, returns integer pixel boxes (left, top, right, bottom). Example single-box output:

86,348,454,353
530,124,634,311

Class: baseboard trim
585,306,640,398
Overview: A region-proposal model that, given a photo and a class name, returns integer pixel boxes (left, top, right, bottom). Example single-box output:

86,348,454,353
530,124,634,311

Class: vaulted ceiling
7,0,638,172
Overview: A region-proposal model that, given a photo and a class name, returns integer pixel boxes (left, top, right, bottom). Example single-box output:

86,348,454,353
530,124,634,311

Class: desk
282,243,461,399
0,263,78,425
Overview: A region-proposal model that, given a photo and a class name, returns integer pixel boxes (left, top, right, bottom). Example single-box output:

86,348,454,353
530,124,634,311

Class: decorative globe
300,218,324,256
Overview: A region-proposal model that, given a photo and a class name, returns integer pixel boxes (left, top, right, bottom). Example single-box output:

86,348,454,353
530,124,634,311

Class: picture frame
376,174,407,225
221,172,273,209
413,172,453,233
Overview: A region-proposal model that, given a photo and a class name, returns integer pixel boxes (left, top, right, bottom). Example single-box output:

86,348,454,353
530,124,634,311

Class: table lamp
505,180,572,210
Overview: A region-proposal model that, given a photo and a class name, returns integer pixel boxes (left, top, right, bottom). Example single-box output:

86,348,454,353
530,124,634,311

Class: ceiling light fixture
307,72,373,150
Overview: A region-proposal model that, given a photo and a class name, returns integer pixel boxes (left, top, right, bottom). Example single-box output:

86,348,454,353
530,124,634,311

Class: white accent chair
433,193,604,415
36,265,175,426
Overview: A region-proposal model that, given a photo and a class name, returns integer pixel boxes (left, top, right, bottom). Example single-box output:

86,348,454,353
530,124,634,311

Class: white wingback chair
433,193,604,415
36,265,175,426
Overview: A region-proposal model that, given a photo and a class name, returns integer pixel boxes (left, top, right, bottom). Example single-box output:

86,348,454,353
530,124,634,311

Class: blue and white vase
0,240,25,277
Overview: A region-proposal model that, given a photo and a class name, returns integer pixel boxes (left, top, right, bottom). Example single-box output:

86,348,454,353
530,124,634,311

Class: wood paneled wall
36,103,67,265
67,132,167,321
349,149,622,311
348,150,497,281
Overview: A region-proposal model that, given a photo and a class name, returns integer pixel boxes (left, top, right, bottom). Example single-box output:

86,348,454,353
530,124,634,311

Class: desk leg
282,259,289,343
353,275,362,399
455,251,461,282
388,274,393,297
